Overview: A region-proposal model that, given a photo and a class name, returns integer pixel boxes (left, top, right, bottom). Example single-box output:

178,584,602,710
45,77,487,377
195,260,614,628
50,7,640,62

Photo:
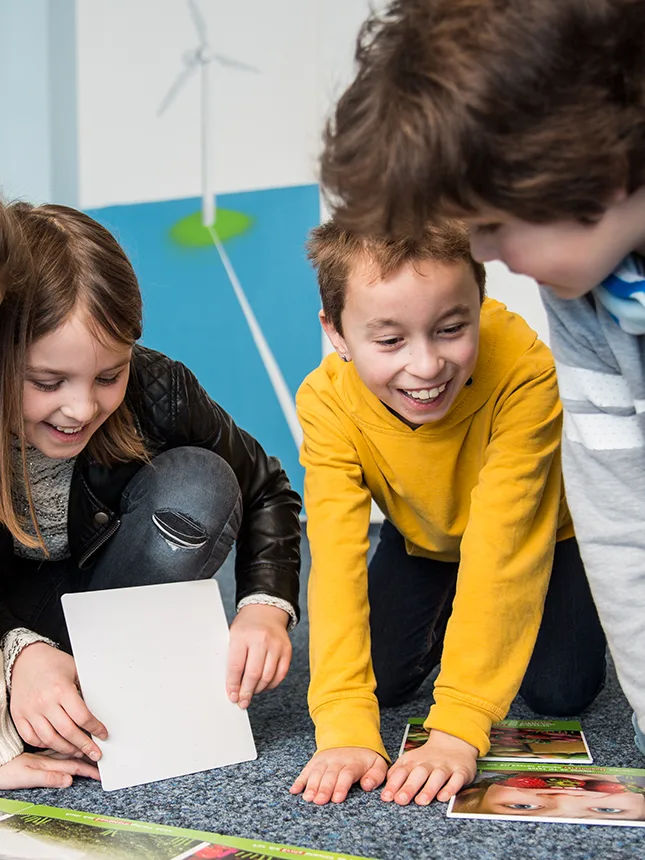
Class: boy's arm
297,382,388,760
541,289,645,729
426,363,565,755
555,430,645,725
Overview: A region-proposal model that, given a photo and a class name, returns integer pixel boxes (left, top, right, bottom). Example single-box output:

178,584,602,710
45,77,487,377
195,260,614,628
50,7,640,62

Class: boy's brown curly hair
308,219,486,336
321,0,645,237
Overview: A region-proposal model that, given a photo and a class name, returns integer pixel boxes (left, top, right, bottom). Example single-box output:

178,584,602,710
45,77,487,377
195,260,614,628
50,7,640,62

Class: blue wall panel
87,184,321,501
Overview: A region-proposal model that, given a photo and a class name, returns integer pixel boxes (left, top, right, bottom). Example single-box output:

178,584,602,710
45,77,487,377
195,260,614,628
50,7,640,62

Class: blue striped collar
594,254,645,334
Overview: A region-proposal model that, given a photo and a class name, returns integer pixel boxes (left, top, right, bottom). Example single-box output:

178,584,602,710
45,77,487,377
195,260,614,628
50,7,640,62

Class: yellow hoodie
296,299,572,759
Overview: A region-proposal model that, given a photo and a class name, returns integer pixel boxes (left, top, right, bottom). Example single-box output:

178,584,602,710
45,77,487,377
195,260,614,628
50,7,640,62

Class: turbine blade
210,53,260,73
157,61,199,116
187,0,208,45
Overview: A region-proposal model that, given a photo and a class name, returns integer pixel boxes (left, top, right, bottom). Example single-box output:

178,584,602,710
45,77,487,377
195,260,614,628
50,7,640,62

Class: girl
0,201,302,789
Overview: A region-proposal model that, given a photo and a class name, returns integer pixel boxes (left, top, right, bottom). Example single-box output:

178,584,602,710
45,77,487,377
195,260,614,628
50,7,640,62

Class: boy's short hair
321,0,645,237
308,219,486,335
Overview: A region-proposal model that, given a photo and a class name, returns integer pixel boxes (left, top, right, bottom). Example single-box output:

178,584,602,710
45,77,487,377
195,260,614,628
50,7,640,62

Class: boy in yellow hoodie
290,220,606,808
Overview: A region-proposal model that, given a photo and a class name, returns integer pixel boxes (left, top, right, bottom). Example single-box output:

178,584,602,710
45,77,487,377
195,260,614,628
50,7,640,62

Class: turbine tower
157,0,258,227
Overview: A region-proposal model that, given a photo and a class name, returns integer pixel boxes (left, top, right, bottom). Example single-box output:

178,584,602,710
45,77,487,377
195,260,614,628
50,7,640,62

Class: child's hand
227,604,292,709
290,747,388,805
381,729,478,806
10,642,107,760
0,750,100,789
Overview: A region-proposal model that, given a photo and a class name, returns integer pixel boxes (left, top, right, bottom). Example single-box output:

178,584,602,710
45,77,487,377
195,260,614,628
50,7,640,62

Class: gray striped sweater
541,286,645,731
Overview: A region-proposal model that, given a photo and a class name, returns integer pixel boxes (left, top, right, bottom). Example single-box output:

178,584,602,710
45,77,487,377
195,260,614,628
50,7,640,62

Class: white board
62,579,257,791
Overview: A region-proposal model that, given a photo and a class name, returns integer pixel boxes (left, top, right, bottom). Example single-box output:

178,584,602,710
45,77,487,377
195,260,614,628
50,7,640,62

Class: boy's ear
319,310,351,361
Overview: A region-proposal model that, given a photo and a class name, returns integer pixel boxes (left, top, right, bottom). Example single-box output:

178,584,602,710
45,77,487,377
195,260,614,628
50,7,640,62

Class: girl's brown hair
308,218,486,336
0,202,147,548
321,0,645,237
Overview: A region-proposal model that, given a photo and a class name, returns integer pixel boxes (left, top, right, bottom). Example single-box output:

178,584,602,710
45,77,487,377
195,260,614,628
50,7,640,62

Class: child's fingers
360,760,387,792
29,713,81,757
302,764,327,802
46,705,102,761
435,769,470,803
237,647,266,709
17,767,74,789
63,691,108,742
392,765,434,806
290,758,317,795
266,652,292,690
35,754,101,781
381,764,412,801
313,767,343,805
13,717,46,750
412,766,451,806
226,637,249,703
289,772,308,795
252,651,279,696
330,766,357,803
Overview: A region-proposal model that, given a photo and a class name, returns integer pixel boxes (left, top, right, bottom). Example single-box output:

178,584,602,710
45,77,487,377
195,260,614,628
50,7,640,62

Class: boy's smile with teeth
403,383,448,401
322,257,481,428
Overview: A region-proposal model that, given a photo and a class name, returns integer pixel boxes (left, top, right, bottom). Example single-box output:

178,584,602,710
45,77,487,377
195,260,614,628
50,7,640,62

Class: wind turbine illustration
157,0,258,228
156,1,303,451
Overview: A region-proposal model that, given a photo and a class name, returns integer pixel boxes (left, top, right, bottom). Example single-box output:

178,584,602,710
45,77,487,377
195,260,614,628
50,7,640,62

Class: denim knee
123,446,242,575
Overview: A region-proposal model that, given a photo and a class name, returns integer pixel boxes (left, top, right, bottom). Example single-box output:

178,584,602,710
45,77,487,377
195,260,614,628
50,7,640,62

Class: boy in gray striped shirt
315,0,645,753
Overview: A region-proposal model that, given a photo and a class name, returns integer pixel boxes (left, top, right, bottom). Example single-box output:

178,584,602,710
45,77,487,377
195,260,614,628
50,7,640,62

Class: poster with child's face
448,765,645,826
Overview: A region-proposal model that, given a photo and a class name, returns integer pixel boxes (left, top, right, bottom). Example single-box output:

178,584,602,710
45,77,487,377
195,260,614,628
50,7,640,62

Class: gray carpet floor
4,526,644,859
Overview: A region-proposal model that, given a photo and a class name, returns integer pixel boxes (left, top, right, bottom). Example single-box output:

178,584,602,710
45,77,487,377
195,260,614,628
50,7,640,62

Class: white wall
485,263,548,344
75,0,320,208
0,0,547,343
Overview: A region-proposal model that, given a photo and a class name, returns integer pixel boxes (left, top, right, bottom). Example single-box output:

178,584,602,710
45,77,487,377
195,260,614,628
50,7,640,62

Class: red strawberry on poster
502,776,548,789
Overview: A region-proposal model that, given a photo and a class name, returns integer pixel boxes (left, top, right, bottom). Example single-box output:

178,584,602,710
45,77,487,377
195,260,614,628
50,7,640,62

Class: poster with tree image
0,799,375,860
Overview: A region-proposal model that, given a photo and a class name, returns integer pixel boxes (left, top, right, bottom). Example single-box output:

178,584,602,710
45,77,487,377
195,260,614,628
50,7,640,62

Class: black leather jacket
0,346,302,638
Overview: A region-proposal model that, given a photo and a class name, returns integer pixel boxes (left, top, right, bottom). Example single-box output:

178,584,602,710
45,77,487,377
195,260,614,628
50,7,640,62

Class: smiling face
322,258,480,427
481,778,645,821
23,306,132,459
465,187,645,300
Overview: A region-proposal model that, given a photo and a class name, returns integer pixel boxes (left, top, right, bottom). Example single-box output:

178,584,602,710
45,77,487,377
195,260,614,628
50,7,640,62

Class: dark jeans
368,520,607,716
2,447,242,653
